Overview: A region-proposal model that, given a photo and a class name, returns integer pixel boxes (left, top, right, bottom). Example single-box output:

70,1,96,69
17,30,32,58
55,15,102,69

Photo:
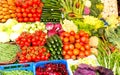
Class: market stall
0,0,120,75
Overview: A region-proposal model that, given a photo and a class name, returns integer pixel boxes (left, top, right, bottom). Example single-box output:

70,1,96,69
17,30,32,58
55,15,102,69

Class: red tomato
21,8,25,12
31,9,36,13
15,2,21,7
75,34,80,40
79,51,86,58
80,36,87,43
62,50,66,56
33,0,39,4
18,18,23,22
70,31,75,36
84,44,90,50
37,13,41,17
69,36,75,43
63,37,69,43
33,14,37,18
64,55,70,59
25,9,30,13
73,49,80,55
37,9,42,14
71,55,76,60
29,18,35,22
63,44,69,51
67,50,73,56
80,46,85,51
46,53,50,57
16,8,21,13
22,3,28,8
69,44,74,50
16,13,22,18
27,1,32,6
28,13,32,17
35,17,40,21
24,17,29,22
85,50,91,56
22,13,27,17
79,30,85,36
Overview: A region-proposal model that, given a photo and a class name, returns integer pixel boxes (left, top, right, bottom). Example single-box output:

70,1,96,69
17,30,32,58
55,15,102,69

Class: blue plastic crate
0,63,35,75
35,60,70,75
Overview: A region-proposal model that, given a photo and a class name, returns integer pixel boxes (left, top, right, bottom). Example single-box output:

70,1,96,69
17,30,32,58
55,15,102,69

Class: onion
54,23,62,31
46,22,54,30
48,29,57,37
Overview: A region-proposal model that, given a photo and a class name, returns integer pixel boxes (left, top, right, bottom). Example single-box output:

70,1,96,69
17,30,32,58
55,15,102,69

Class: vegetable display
0,0,119,75
15,0,43,22
45,34,63,60
0,70,33,75
0,43,19,63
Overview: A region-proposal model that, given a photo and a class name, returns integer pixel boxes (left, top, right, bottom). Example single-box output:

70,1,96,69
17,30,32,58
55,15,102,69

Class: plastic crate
35,60,70,75
0,63,35,75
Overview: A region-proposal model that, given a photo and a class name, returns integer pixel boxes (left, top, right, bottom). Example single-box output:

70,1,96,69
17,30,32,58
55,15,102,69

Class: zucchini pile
45,34,63,60
41,0,62,22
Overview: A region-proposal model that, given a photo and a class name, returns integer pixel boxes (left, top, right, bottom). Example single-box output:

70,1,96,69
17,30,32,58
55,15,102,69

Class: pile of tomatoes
15,0,43,22
16,30,49,63
16,30,46,48
60,31,91,60
17,46,50,63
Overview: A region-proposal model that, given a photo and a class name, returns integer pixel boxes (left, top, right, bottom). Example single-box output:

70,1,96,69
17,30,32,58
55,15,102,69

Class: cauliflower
10,33,20,41
0,32,10,43
84,0,91,8
62,19,78,32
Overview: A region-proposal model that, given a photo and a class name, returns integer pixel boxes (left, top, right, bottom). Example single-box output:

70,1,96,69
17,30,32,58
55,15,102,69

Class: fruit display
45,34,63,60
0,0,120,75
36,63,68,75
0,0,16,22
15,0,43,22
60,31,91,60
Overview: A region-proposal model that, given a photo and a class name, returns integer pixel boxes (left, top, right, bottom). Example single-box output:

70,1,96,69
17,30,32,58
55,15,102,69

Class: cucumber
46,41,52,48
48,37,55,44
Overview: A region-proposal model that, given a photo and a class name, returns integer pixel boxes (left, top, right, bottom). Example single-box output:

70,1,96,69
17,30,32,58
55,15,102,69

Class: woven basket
0,42,18,65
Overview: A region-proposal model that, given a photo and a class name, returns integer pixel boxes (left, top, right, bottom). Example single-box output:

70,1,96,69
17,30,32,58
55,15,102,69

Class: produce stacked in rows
16,30,50,63
15,0,43,22
60,31,91,59
45,34,63,60
41,0,61,22
0,0,16,22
